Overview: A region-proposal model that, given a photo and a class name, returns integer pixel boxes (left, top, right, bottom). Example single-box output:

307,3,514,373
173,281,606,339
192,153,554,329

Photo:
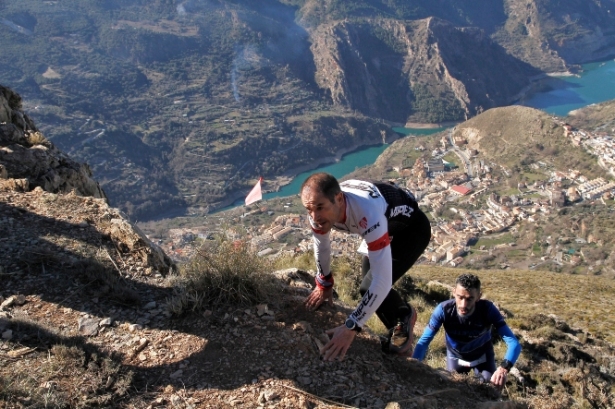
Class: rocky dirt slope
1,263,510,408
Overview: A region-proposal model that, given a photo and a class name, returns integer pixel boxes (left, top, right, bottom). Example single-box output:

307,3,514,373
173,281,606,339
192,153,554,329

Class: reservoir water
262,127,446,201
226,58,615,208
215,127,444,209
520,59,615,116
264,145,389,201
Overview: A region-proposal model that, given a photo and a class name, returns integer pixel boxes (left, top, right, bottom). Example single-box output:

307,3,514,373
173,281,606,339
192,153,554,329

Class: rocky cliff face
531,0,615,64
301,0,615,72
0,85,106,198
492,0,615,71
0,84,173,277
311,17,540,124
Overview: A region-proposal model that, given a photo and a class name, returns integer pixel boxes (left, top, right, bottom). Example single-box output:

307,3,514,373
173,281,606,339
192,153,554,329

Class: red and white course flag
245,177,263,206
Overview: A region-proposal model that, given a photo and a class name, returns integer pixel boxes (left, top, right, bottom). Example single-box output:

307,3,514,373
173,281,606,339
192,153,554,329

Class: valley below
3,0,615,220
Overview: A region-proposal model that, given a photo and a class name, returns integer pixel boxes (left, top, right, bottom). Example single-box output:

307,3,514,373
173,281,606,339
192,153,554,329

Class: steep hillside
0,86,525,408
453,105,604,177
0,85,173,277
3,83,613,407
312,18,539,123
0,85,106,199
339,104,614,278
297,0,508,32
567,99,615,132
298,0,615,71
494,0,615,71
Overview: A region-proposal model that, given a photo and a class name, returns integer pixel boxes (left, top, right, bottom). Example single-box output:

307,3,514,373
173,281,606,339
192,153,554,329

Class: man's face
453,284,481,316
301,186,344,234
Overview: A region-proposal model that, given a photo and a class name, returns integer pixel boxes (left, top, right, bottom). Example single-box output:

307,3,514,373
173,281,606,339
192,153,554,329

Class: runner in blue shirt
412,274,521,387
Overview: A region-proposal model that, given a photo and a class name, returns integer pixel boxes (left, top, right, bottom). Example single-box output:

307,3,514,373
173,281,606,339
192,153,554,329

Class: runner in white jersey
301,173,431,361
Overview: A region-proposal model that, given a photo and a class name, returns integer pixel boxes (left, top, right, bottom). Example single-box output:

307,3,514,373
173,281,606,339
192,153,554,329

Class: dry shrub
520,314,570,332
393,274,417,299
414,278,453,304
331,254,363,304
560,368,615,409
26,131,48,146
167,239,278,314
518,365,614,409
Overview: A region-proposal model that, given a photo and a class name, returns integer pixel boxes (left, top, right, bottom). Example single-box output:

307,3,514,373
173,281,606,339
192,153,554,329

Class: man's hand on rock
304,286,334,311
321,325,357,361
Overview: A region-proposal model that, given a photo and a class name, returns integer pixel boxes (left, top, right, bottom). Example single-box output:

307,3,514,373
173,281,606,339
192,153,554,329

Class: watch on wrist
500,359,513,371
345,318,362,332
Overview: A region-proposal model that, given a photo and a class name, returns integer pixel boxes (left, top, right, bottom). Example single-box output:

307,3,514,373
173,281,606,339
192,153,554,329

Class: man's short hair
301,173,341,203
456,274,481,291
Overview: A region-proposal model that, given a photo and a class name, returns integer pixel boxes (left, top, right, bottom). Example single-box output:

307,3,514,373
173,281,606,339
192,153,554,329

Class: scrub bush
167,239,278,314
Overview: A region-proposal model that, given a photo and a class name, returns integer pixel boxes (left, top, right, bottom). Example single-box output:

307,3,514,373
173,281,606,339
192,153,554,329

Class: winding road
448,129,474,177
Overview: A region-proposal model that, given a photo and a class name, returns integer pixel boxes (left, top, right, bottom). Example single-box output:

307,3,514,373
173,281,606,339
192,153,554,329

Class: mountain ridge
311,17,540,123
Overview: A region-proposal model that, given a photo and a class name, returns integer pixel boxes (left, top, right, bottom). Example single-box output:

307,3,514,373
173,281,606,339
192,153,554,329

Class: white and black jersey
308,180,419,327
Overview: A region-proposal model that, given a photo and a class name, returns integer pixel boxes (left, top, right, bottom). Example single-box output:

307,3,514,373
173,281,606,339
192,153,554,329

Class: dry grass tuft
26,131,49,146
167,239,279,314
518,314,570,332
413,278,453,304
331,254,363,304
0,344,132,408
531,326,568,341
273,251,314,272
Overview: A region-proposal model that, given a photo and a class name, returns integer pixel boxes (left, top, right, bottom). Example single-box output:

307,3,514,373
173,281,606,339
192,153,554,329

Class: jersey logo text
342,181,380,198
362,222,380,236
351,290,375,321
390,205,414,218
